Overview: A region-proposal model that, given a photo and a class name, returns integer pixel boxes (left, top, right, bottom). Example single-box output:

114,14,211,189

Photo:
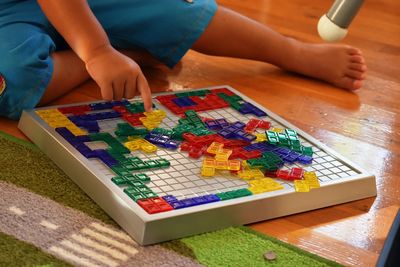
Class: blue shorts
0,0,217,119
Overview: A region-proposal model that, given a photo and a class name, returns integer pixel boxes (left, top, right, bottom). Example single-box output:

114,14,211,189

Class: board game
18,86,377,245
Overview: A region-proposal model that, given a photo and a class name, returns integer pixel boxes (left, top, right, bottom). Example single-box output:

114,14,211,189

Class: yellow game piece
227,160,241,171
215,148,232,161
124,141,140,151
206,142,224,154
140,140,157,153
255,133,267,142
250,169,265,179
203,158,216,168
248,178,283,194
214,160,229,170
294,180,310,192
144,110,166,119
303,171,320,189
201,166,215,177
271,127,284,133
241,160,250,170
238,170,252,180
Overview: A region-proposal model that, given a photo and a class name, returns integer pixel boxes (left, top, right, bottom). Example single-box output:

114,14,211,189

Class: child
0,0,366,120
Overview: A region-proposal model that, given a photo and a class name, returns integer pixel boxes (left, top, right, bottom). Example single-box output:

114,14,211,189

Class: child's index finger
137,73,153,112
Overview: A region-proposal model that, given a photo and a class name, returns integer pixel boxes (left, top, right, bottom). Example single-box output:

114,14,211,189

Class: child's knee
0,27,55,120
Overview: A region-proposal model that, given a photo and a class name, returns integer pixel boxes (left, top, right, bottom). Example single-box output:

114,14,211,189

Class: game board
18,86,376,245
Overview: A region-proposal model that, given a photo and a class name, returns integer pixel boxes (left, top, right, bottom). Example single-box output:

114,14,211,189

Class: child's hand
85,45,152,111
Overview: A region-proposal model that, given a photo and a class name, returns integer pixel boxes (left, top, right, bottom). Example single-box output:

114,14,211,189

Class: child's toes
345,69,366,80
349,63,367,72
347,47,363,56
350,55,365,63
337,76,363,90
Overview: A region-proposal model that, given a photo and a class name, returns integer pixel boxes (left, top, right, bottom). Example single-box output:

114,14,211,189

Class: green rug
0,131,342,267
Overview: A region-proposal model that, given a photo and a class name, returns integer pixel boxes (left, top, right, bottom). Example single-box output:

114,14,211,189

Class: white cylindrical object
317,14,348,42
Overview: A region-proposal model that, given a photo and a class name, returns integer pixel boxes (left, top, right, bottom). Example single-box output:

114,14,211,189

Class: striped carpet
0,131,342,267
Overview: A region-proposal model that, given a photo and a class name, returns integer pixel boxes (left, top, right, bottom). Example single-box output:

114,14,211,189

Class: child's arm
37,0,152,110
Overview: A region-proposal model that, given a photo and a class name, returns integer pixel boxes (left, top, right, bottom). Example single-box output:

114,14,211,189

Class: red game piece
276,170,290,180
289,167,304,180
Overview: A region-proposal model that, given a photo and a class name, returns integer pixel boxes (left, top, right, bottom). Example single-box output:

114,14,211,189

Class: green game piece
302,146,313,156
132,161,148,170
229,95,243,101
178,118,190,125
111,166,130,176
285,129,298,137
115,123,148,137
134,173,151,183
136,184,154,194
192,128,213,136
216,192,230,201
129,180,145,187
232,188,252,198
144,160,158,169
111,176,128,186
230,101,242,111
247,158,265,168
155,158,170,167
144,192,158,198
125,102,146,113
151,128,173,136
129,157,143,164
124,187,147,201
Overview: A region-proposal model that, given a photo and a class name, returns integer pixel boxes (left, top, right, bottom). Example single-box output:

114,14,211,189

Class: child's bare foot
285,40,367,90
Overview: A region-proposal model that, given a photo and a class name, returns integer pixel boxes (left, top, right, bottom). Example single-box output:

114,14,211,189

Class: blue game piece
234,129,256,142
238,102,253,114
297,154,313,164
218,129,234,138
216,118,229,128
111,100,130,107
165,140,179,150
180,198,197,207
162,195,178,203
205,120,221,131
55,127,75,141
231,121,246,129
202,194,221,203
169,201,186,209
192,196,208,205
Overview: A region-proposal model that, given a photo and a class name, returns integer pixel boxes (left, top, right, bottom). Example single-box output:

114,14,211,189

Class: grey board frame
18,85,377,245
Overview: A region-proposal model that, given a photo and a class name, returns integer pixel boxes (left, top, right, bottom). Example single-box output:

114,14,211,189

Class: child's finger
112,78,125,100
124,76,136,99
137,73,152,112
100,82,113,101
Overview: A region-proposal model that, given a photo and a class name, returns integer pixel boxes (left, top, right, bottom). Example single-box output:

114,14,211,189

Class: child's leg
192,6,366,90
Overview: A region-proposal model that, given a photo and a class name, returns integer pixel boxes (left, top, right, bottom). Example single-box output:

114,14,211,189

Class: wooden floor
1,0,399,266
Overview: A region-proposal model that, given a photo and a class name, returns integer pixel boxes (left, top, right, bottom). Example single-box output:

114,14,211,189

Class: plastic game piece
216,188,252,200
238,169,264,180
227,160,241,171
244,119,271,133
294,180,310,192
248,178,284,194
206,142,224,154
255,133,267,142
215,148,232,161
276,170,290,180
289,167,304,180
201,166,215,177
266,131,279,144
137,197,173,214
301,146,313,156
303,171,320,189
